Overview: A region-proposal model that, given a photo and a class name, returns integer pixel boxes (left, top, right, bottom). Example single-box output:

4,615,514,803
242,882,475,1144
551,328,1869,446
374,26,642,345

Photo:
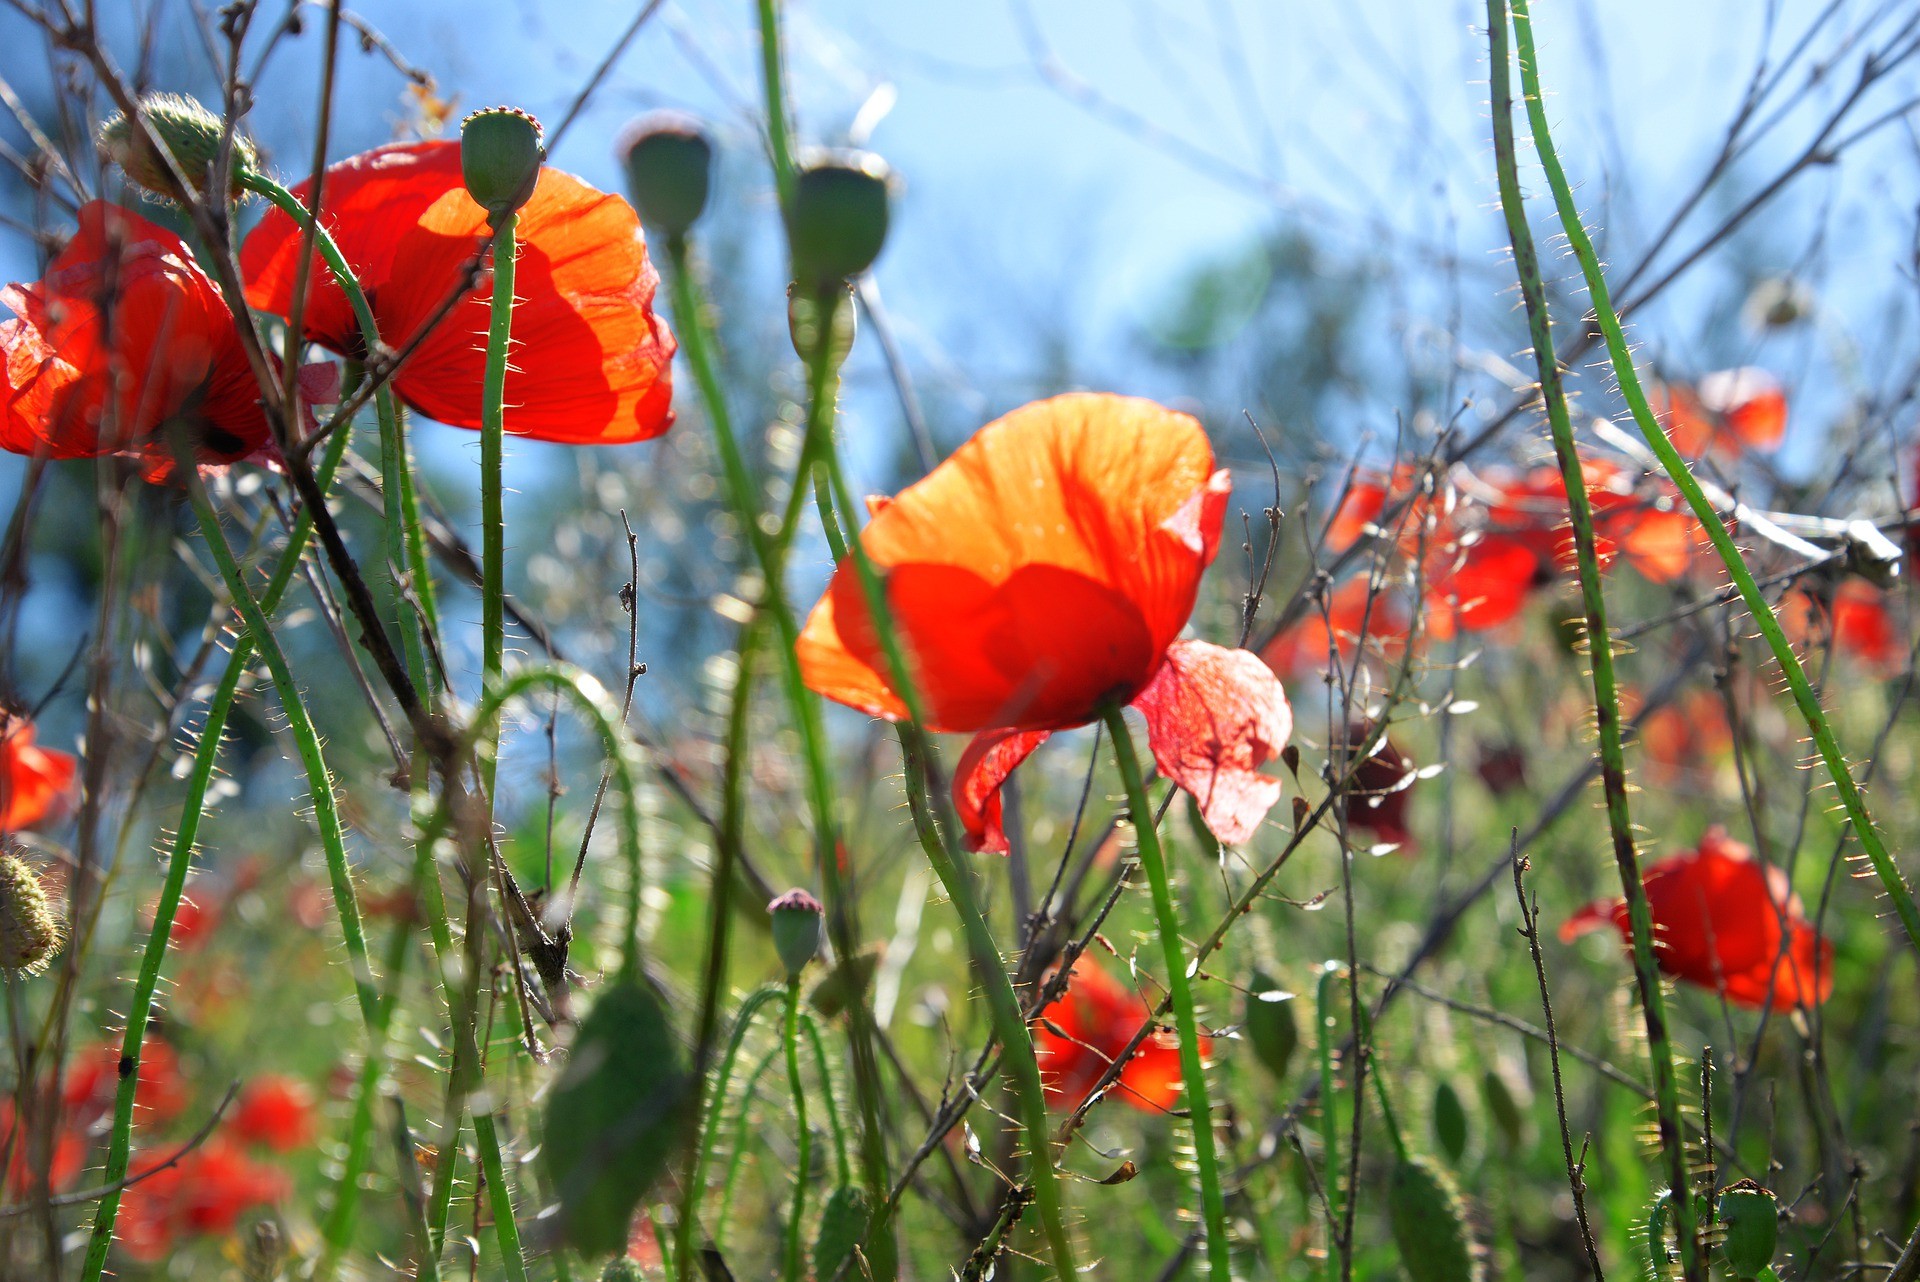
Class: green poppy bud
0,851,62,976
768,888,824,979
1432,1079,1470,1164
1243,970,1297,1081
461,107,545,222
620,112,713,239
1716,1179,1779,1280
787,284,858,372
99,93,258,202
788,150,895,291
599,1259,643,1282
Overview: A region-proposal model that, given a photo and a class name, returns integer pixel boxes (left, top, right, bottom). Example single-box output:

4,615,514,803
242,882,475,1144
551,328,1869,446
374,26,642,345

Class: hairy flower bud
788,150,895,291
1717,1179,1779,1280
598,1259,643,1282
0,851,62,975
461,107,545,222
768,887,824,979
620,112,714,239
99,93,258,202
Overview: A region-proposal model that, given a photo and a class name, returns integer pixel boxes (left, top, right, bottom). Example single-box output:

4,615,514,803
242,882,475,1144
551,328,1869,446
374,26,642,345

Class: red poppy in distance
1031,957,1199,1113
241,140,675,444
233,1075,318,1152
1,202,272,475
0,711,77,834
796,393,1293,853
1560,826,1832,1010
1654,368,1788,456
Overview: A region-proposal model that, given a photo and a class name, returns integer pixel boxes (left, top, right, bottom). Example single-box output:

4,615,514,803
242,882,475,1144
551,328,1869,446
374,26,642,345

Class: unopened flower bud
0,851,62,975
599,1259,643,1282
788,150,894,291
620,112,713,239
461,107,545,222
1717,1179,1779,1280
99,93,258,202
768,888,824,978
787,284,858,372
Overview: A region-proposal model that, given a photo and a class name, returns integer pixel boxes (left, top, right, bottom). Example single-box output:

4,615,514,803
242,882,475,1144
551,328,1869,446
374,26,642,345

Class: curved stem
800,1010,852,1186
1100,704,1231,1279
1487,8,1699,1276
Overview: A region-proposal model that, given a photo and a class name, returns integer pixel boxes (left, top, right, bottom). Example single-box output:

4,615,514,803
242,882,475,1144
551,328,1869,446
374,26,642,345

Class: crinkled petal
1131,638,1291,846
954,728,1050,854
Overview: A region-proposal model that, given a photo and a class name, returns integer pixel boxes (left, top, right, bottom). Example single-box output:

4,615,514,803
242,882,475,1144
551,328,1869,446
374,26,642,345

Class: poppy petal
1131,639,1291,846
954,728,1051,854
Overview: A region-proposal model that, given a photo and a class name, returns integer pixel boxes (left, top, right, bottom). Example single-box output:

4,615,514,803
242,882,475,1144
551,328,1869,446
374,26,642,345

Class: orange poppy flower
0,711,77,834
1031,957,1198,1112
1653,368,1788,456
795,393,1293,853
1,202,273,474
1560,827,1832,1010
1487,462,1701,586
240,140,675,444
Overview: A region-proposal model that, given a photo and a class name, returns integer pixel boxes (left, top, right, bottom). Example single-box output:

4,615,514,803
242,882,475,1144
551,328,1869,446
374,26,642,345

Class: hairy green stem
782,976,812,1282
77,424,355,1282
754,0,798,213
480,211,519,796
1487,7,1700,1276
1503,0,1920,958
1100,705,1231,1279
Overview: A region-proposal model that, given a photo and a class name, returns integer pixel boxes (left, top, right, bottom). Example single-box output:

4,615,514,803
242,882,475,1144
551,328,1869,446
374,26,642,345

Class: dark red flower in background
1,202,273,474
1031,957,1200,1113
1337,724,1417,852
116,1138,289,1262
797,393,1293,853
241,140,675,444
0,711,77,834
1560,827,1832,1010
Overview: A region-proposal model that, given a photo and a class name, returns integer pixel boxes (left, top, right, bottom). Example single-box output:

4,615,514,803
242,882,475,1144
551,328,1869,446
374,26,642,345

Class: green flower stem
77,423,356,1282
687,981,786,1258
754,0,799,213
1315,963,1341,1279
801,1009,852,1185
1099,705,1231,1280
782,976,812,1282
480,211,520,802
1487,7,1700,1277
1503,0,1920,958
659,237,896,1273
241,172,441,647
811,416,1076,1278
718,1045,786,1244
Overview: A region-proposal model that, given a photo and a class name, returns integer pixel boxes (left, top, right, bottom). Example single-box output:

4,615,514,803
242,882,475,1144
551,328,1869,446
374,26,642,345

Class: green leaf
1432,1080,1469,1165
1244,969,1298,1081
813,1184,871,1280
542,980,693,1258
1388,1154,1481,1282
807,947,880,1019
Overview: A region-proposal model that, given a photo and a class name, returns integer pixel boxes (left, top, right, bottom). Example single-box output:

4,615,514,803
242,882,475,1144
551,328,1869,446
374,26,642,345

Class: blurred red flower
233,1075,318,1152
0,710,77,834
1338,724,1416,852
1261,577,1407,683
0,201,273,475
0,1099,87,1195
1653,368,1788,456
64,1039,189,1130
1560,826,1832,1010
116,1138,289,1262
797,393,1293,853
241,140,676,444
1031,957,1199,1113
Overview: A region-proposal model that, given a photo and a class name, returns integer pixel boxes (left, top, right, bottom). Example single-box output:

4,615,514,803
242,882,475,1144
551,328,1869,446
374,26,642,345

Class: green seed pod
768,887,824,979
461,107,545,222
1716,1179,1779,1280
788,150,895,291
813,1184,872,1281
1388,1154,1482,1282
787,284,859,373
1481,1063,1527,1150
1243,970,1298,1081
1432,1079,1469,1165
0,852,61,976
598,1259,643,1282
98,93,258,202
620,111,714,239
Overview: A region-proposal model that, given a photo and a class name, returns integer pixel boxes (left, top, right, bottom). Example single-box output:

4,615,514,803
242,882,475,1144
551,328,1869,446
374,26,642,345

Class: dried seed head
99,93,259,202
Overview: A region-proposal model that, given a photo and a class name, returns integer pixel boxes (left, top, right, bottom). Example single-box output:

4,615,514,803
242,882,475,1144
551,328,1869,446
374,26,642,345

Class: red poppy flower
240,140,675,444
232,1075,317,1152
1782,581,1903,670
117,1139,289,1262
1560,827,1832,1010
1487,462,1701,586
1031,957,1199,1112
0,711,77,834
1654,369,1787,456
1261,576,1407,682
795,393,1293,853
1,201,273,474
0,1099,86,1195
64,1039,188,1129
1633,686,1733,783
